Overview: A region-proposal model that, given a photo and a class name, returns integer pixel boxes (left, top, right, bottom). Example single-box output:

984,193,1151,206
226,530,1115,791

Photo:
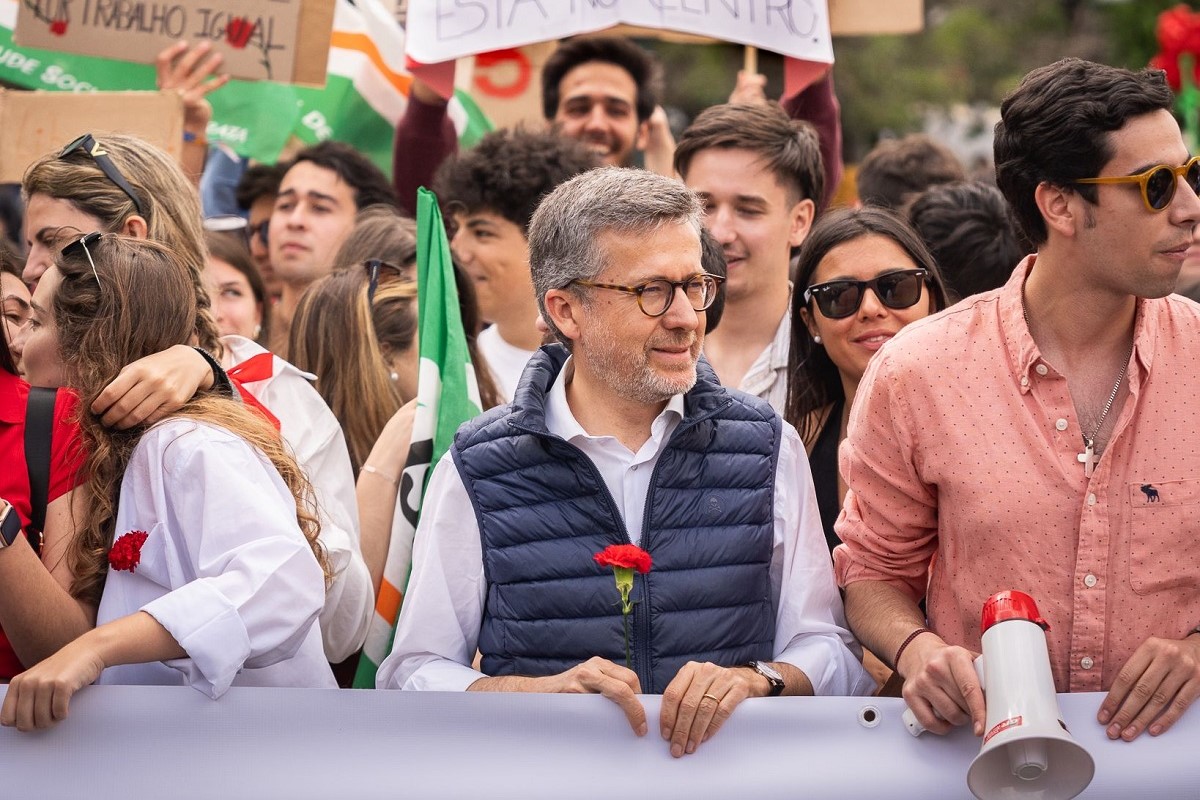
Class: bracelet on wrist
893,627,934,673
183,130,209,148
361,464,400,486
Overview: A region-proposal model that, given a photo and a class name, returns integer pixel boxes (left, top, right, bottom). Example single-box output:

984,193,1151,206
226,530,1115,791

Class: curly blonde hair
51,235,328,606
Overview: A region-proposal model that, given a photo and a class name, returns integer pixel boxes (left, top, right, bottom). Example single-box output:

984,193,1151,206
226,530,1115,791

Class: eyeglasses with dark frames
570,273,724,317
1075,156,1200,213
364,259,410,304
58,134,148,219
804,268,928,320
61,231,104,286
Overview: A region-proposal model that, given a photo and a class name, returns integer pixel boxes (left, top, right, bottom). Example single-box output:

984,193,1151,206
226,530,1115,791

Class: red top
0,369,86,677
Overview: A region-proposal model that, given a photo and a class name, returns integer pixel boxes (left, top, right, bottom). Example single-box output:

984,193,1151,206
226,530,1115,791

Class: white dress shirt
97,418,336,696
222,335,372,662
731,294,792,416
377,361,872,696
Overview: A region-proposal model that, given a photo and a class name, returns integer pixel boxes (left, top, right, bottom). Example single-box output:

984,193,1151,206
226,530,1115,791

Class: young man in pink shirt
834,58,1200,743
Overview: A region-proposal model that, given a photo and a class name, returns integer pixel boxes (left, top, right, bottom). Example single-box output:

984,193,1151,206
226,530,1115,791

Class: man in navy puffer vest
377,168,872,758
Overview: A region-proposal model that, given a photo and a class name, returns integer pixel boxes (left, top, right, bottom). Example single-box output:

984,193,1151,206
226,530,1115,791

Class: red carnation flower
108,530,149,573
593,544,652,574
594,544,652,669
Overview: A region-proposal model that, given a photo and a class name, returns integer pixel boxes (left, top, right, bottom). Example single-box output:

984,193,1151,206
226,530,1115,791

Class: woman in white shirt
1,234,335,732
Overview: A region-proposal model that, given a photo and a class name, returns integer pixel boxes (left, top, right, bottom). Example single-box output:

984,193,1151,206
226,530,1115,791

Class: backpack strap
24,386,57,551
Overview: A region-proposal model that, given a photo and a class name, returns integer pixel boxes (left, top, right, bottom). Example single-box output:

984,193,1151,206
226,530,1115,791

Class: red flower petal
594,544,652,574
108,530,149,573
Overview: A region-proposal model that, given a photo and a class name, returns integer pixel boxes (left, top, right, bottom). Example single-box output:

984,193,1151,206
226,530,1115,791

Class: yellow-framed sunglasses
1075,156,1200,212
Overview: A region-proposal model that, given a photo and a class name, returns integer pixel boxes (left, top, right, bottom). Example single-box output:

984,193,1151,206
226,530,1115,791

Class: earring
252,324,262,340
813,335,822,344
389,371,399,381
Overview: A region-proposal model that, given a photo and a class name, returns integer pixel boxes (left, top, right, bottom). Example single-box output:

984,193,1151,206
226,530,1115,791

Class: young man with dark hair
836,58,1200,743
392,36,670,217
674,101,823,412
434,128,598,399
268,142,397,354
855,133,965,210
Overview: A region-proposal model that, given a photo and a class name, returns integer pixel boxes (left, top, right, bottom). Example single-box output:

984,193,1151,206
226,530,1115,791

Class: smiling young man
674,102,823,412
434,128,598,400
392,36,666,216
268,142,396,355
834,59,1200,744
378,167,871,757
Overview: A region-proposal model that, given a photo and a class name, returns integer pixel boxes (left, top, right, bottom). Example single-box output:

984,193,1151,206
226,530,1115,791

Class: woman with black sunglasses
785,207,951,556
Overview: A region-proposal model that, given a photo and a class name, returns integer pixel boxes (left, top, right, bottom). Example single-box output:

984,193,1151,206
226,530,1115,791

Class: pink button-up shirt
833,256,1200,692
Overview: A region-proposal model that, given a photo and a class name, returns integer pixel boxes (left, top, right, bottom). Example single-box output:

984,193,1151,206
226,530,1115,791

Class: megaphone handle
902,707,926,737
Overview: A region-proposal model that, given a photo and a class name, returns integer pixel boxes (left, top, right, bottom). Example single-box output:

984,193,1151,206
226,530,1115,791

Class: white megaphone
902,590,1095,800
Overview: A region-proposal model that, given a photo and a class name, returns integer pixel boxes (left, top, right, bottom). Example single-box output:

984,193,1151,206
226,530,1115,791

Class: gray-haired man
377,168,871,756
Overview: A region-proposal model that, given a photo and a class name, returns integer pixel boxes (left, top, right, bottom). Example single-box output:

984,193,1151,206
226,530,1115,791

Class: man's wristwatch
746,660,785,697
0,500,23,549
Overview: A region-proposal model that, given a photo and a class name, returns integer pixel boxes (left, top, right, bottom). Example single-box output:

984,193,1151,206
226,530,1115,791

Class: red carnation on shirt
108,530,149,573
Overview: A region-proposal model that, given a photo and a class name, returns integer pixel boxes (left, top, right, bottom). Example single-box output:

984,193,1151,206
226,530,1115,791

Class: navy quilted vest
451,345,779,693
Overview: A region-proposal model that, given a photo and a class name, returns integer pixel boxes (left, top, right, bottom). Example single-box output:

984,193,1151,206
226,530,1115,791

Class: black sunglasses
1075,156,1200,213
59,134,148,219
61,231,104,285
804,268,928,320
364,259,409,304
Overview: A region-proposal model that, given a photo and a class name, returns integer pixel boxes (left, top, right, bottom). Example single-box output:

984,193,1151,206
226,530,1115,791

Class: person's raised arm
156,41,231,187
394,78,458,217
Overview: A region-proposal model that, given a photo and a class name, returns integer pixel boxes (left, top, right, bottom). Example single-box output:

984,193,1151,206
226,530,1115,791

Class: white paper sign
406,0,833,65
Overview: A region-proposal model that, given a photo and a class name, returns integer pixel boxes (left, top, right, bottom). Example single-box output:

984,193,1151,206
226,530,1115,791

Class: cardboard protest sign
0,89,182,181
407,1,833,65
828,0,921,36
13,0,334,84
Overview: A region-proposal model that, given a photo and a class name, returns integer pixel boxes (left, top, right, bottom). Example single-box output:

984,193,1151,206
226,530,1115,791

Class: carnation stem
622,608,632,670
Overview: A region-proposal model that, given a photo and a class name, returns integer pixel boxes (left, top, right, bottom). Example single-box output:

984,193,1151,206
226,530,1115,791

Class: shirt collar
544,356,685,445
1003,254,1157,393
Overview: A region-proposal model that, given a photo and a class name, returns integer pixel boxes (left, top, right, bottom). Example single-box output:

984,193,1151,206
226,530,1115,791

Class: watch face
756,661,783,682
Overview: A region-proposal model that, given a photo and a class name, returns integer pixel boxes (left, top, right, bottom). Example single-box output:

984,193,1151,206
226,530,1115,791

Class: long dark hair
784,207,950,445
0,245,21,376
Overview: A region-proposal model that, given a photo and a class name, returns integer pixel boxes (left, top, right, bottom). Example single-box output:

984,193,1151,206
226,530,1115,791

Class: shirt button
1035,364,1049,376
1084,574,1098,588
1087,493,1097,506
1020,376,1029,386
1055,418,1068,431
1081,656,1094,670
631,465,638,472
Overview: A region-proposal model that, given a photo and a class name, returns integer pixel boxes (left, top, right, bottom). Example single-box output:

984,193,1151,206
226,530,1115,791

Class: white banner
406,0,833,66
1,687,1197,798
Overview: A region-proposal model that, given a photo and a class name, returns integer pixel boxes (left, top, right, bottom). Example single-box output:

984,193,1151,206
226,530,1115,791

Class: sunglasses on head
1075,156,1200,213
804,268,928,320
364,259,411,304
59,134,148,219
61,231,104,286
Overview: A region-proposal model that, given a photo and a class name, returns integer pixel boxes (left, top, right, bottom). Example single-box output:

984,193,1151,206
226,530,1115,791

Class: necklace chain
1022,300,1133,449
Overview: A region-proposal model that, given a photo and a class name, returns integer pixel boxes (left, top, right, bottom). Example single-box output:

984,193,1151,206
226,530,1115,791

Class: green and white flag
0,0,491,174
354,186,483,688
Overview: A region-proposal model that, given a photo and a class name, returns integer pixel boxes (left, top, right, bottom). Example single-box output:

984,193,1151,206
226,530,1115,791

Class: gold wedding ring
701,693,721,703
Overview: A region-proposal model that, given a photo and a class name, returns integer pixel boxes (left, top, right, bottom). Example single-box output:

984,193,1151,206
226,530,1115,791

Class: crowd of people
0,34,1198,761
